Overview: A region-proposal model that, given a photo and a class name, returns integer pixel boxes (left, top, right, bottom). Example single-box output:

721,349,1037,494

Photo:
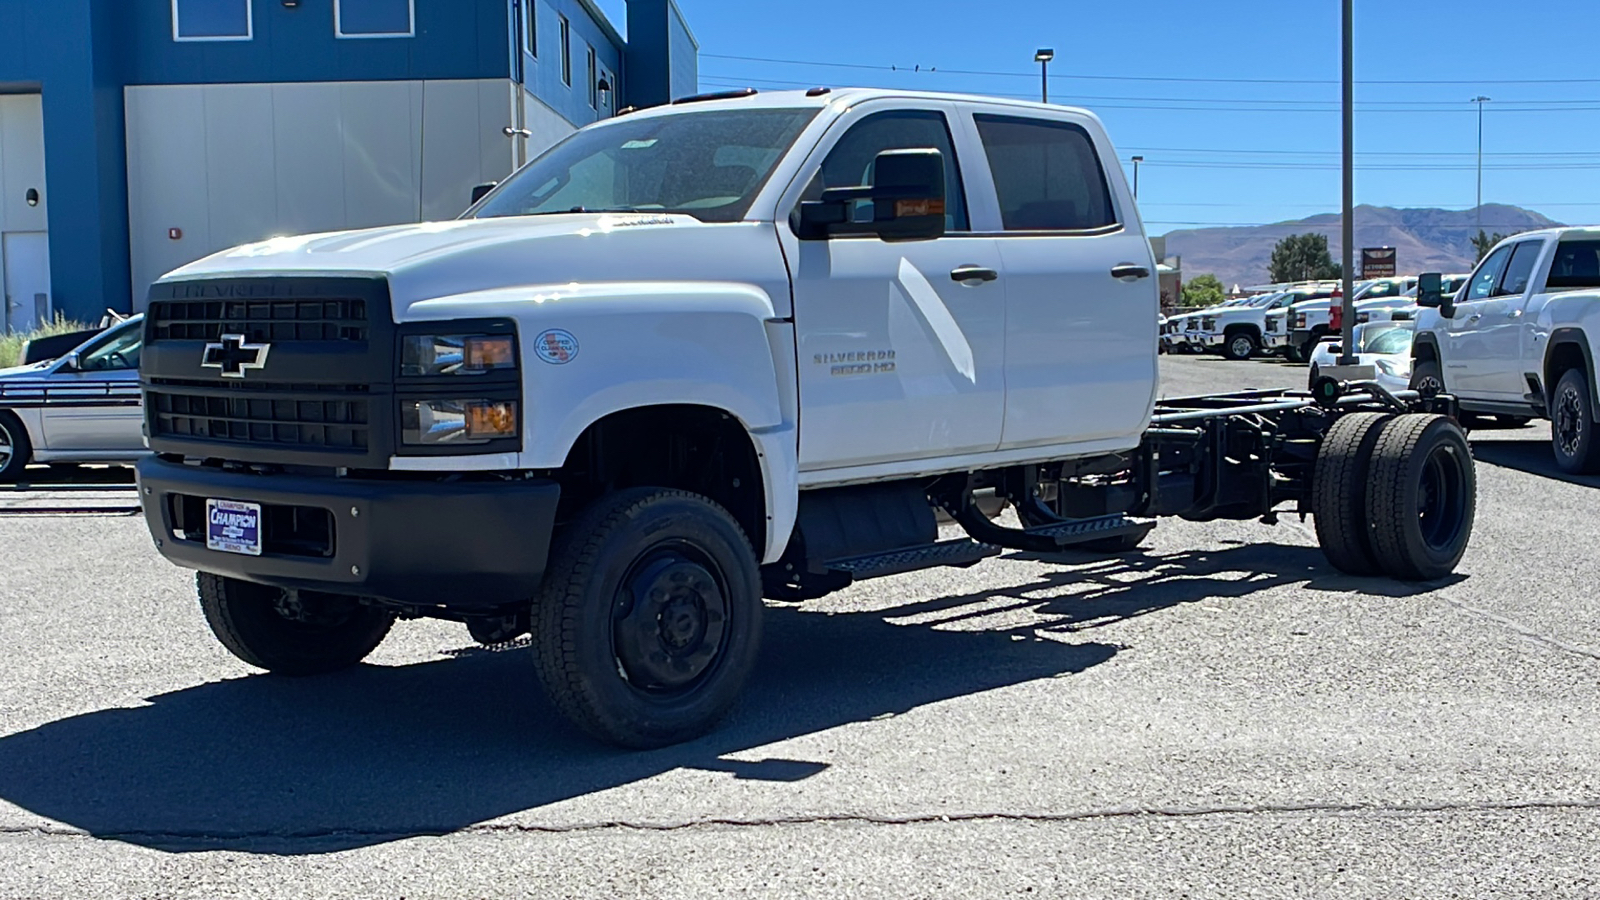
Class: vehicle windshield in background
471,108,819,224
1359,325,1413,355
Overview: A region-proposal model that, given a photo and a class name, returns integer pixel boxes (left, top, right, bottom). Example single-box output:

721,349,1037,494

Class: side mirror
470,182,498,205
1416,272,1456,318
61,352,81,372
1327,344,1342,355
797,148,947,242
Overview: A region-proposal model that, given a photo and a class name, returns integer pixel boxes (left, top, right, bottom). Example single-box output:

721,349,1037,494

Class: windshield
471,108,820,223
73,318,143,372
1359,325,1413,355
1246,292,1283,308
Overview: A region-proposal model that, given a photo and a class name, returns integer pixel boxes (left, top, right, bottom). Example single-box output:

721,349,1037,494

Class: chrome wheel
0,423,11,470
1555,383,1584,459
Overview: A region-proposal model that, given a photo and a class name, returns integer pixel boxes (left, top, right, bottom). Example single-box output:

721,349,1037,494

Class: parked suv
1413,229,1600,472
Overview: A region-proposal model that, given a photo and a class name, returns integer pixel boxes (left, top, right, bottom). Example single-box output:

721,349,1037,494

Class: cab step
951,502,1154,553
826,539,1000,580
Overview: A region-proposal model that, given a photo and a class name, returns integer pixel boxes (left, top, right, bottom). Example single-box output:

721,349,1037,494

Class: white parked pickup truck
1190,290,1297,360
1413,229,1600,472
136,88,1477,748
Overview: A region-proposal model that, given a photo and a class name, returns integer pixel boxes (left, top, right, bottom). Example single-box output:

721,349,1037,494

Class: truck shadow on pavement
0,542,1426,856
1471,438,1600,489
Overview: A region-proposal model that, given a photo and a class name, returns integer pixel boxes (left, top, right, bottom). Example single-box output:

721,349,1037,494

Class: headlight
401,334,517,377
401,399,519,445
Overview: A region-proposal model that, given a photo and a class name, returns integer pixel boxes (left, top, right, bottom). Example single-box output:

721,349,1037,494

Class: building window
559,15,572,86
587,45,598,108
335,0,415,39
171,0,253,42
522,0,537,58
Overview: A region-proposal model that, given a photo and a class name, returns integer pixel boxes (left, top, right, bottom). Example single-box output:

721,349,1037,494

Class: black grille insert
149,380,371,451
150,299,369,343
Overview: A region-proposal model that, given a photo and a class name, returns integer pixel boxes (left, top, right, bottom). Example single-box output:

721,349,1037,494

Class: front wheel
1284,343,1306,364
197,574,395,675
1551,368,1600,475
1223,332,1257,361
1410,359,1444,397
0,411,33,483
532,488,763,749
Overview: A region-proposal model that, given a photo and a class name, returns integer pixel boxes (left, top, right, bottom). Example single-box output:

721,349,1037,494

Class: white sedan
0,316,146,482
1307,322,1415,393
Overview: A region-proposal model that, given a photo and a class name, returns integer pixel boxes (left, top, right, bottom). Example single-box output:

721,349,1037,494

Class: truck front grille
148,380,372,452
149,298,369,343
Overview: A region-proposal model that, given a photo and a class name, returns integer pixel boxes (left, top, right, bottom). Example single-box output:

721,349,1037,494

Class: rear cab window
1543,239,1600,292
972,114,1117,232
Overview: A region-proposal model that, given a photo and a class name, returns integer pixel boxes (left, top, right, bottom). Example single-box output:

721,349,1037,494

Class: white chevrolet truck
137,88,1477,748
1412,228,1600,473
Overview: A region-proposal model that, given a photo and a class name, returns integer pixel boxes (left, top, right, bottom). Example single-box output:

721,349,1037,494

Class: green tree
1472,229,1508,262
1181,273,1227,308
1268,233,1342,283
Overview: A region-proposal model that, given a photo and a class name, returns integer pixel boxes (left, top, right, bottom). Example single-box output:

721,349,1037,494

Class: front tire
1222,331,1258,361
1410,359,1444,397
0,411,33,483
197,574,395,675
1551,368,1600,475
532,488,763,749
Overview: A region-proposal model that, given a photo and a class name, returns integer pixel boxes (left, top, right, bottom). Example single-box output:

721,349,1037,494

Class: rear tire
532,488,763,749
1551,368,1600,475
0,411,32,483
1312,412,1392,576
1366,414,1475,581
197,574,395,675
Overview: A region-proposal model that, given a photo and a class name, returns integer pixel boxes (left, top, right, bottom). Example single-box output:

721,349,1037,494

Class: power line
702,52,1600,87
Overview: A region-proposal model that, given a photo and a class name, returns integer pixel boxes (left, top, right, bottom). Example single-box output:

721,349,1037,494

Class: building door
2,232,51,332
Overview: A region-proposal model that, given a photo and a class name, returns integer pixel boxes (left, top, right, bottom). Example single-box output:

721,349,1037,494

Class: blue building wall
0,0,131,327
0,0,688,322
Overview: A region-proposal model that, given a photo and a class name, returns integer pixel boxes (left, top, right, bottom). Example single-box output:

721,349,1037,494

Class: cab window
797,110,969,232
1544,240,1600,291
1493,241,1542,297
1466,245,1513,301
973,114,1116,231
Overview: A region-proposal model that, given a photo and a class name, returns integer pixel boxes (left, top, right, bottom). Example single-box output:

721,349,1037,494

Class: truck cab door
1446,243,1512,398
958,105,1156,450
777,101,1006,474
1455,240,1541,399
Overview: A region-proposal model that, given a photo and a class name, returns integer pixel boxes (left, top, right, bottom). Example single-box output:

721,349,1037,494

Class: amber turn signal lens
465,401,518,439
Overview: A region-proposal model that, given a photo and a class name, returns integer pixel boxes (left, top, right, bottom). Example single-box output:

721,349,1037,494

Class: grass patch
0,316,92,369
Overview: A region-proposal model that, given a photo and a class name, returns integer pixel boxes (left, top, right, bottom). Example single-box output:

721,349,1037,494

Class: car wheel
1551,368,1600,475
1365,414,1475,581
532,487,763,749
197,574,396,675
1307,364,1321,390
1284,343,1306,364
0,411,32,483
1409,359,1444,397
1223,332,1257,361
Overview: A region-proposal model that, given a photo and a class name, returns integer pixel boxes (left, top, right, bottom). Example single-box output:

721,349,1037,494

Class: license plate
206,499,263,556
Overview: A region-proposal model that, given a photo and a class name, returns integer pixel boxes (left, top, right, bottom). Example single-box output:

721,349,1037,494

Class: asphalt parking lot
2,354,1598,899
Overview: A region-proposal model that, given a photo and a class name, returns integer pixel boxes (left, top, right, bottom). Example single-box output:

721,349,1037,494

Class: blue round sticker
534,329,579,365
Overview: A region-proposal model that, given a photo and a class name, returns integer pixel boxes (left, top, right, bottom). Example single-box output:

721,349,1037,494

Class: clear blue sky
591,0,1600,235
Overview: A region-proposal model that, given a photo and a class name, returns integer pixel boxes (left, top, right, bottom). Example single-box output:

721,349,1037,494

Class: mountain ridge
1159,204,1564,290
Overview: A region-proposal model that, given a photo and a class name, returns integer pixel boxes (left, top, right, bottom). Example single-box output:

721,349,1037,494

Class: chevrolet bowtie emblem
201,334,271,378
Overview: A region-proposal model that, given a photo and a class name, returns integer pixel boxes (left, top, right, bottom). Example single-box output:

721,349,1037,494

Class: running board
827,539,1001,581
953,505,1155,553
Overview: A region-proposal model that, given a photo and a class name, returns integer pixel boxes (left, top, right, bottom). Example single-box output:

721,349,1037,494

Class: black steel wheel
1366,414,1476,581
1551,368,1600,475
533,488,763,749
197,574,395,675
1312,412,1392,576
0,411,32,483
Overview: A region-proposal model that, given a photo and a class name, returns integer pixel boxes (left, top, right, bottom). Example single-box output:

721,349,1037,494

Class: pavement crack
1440,596,1600,663
6,799,1600,846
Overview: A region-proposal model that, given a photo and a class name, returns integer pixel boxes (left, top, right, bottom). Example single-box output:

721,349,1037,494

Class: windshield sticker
620,139,660,150
535,329,579,365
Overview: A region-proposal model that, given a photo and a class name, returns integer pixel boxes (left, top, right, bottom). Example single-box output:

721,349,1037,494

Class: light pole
1131,155,1144,199
1338,0,1355,366
1471,95,1491,235
1034,48,1054,104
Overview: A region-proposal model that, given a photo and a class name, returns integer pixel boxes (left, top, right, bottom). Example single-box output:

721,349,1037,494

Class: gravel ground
0,354,1595,898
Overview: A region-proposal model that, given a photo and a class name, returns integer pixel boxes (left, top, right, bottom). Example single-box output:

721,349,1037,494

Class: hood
160,214,790,319
0,362,53,380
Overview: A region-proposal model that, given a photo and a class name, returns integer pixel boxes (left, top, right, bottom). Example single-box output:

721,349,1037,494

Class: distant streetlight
1471,95,1492,234
1034,48,1054,104
1131,155,1144,200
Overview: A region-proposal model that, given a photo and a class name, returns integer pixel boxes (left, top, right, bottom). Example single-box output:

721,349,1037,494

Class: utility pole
1034,48,1054,104
1339,0,1356,366
1472,95,1491,235
1131,155,1144,200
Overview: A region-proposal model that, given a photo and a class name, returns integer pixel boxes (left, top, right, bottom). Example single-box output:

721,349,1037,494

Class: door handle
1111,264,1151,280
1507,309,1523,318
1467,314,1482,323
950,265,998,283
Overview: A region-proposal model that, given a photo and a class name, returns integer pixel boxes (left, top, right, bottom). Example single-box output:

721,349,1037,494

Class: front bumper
1263,332,1290,350
138,457,560,608
1188,331,1224,349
